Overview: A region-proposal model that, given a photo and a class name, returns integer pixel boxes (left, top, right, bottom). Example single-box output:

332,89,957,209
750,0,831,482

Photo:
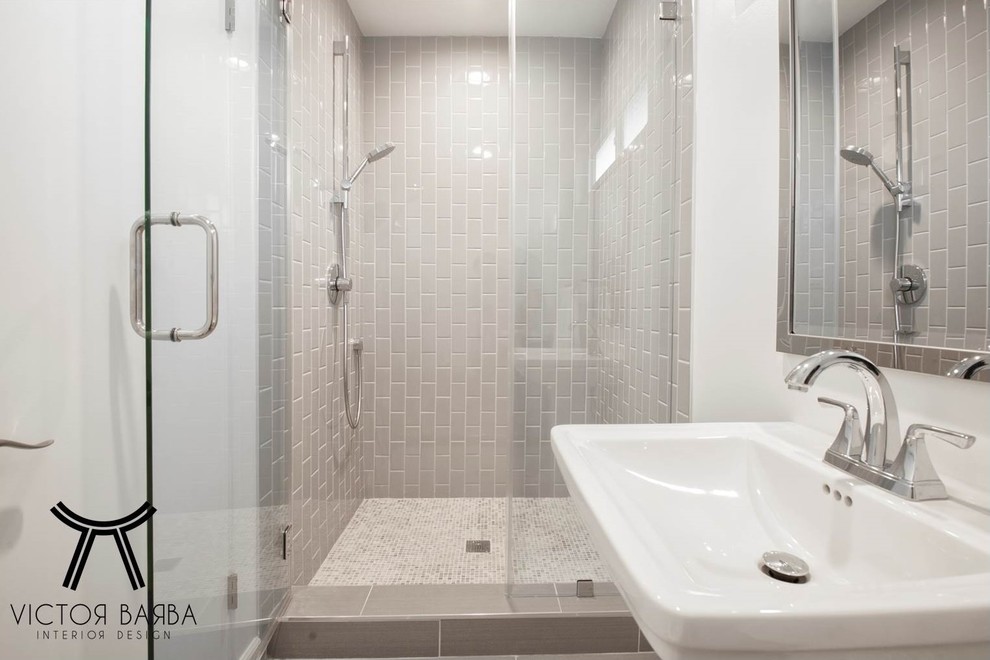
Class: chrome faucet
946,354,990,380
785,349,898,469
785,350,975,501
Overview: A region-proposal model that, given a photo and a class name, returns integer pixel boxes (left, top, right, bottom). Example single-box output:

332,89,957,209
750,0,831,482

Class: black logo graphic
50,501,156,591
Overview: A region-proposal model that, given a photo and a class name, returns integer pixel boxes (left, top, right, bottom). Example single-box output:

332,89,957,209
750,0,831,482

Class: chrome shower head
840,145,875,166
367,142,396,163
342,143,396,191
839,144,902,196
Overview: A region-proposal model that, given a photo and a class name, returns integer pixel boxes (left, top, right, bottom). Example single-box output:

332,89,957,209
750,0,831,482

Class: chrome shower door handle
130,213,219,342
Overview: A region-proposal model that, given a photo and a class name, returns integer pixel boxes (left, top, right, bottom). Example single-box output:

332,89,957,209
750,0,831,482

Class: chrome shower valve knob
325,264,351,306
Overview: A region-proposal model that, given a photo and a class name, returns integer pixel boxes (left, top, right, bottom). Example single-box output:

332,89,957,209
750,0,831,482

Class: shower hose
341,298,362,429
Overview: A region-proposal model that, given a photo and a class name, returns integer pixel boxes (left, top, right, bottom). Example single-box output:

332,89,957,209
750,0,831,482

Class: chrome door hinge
282,524,292,560
657,0,678,20
576,579,595,598
225,0,236,32
227,573,238,609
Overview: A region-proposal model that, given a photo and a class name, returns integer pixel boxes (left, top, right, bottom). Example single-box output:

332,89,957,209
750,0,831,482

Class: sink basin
552,422,990,660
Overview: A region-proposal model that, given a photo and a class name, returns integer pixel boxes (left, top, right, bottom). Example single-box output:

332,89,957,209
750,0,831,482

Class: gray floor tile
439,616,640,656
558,595,629,614
363,584,562,616
284,586,371,618
269,620,438,658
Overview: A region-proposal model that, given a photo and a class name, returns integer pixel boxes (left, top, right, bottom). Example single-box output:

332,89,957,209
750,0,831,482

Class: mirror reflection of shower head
840,145,903,196
342,142,395,190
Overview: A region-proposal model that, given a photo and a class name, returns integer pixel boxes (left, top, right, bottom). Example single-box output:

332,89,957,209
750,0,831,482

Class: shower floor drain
465,540,491,553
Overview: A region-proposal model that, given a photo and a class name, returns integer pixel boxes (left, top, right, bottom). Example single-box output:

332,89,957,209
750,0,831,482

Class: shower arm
867,160,904,197
341,159,369,193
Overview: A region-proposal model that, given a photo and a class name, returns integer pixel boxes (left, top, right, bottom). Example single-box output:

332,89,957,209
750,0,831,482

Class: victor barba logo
5,501,198,643
50,501,156,591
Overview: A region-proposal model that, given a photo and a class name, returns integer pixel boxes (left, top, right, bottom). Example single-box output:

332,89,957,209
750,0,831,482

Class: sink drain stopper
760,551,810,583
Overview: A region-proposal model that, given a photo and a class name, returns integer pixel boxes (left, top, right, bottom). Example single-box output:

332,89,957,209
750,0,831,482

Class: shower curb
267,584,652,658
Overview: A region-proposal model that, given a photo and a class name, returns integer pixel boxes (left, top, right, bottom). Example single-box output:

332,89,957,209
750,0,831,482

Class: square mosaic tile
309,497,610,585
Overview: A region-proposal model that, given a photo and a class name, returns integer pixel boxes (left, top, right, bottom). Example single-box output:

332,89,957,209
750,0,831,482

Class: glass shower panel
146,3,290,659
507,0,687,595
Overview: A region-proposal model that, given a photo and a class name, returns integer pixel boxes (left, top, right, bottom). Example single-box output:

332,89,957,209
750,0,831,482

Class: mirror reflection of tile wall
792,0,989,351
792,41,839,337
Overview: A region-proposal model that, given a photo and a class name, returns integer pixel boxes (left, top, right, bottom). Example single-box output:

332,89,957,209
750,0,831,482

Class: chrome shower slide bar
129,212,219,342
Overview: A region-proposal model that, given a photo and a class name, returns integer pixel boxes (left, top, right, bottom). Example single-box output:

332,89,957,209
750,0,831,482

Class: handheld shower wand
839,146,906,198
342,143,396,192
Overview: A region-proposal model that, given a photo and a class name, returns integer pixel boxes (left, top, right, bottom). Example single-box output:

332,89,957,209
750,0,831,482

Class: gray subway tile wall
287,0,695,513
359,37,511,497
355,1,695,499
512,37,603,497
359,36,514,498
792,42,840,336
837,0,989,349
674,0,695,425
511,0,695,497
594,0,694,431
289,0,367,585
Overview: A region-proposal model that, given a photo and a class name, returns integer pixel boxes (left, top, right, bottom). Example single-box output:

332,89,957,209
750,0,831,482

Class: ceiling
780,0,889,43
347,0,619,38
352,0,890,41
836,0,888,34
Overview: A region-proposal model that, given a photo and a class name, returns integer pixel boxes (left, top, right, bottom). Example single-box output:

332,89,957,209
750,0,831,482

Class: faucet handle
890,424,975,490
903,424,976,449
818,396,858,416
818,397,864,459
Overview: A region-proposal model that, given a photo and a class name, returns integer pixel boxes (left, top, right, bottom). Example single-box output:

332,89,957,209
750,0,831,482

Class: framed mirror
778,0,990,382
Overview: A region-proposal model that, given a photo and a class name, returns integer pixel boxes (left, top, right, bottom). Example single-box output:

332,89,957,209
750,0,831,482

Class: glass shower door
507,0,689,595
145,2,290,659
0,4,287,659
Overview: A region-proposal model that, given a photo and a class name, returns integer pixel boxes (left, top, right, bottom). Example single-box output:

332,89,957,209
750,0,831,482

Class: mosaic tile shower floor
310,498,611,586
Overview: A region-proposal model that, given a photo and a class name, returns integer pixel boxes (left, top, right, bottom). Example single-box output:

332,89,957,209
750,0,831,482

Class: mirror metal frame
776,0,990,382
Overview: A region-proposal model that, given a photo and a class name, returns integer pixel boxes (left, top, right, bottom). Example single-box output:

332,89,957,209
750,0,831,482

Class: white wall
0,3,148,659
692,0,790,425
691,0,990,507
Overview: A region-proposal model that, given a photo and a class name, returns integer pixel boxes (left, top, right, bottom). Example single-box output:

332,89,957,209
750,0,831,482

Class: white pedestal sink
552,423,990,660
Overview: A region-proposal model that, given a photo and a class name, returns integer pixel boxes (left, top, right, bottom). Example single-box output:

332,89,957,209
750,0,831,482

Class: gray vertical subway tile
511,0,694,496
362,36,512,498
591,0,694,436
289,0,367,585
793,41,840,336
